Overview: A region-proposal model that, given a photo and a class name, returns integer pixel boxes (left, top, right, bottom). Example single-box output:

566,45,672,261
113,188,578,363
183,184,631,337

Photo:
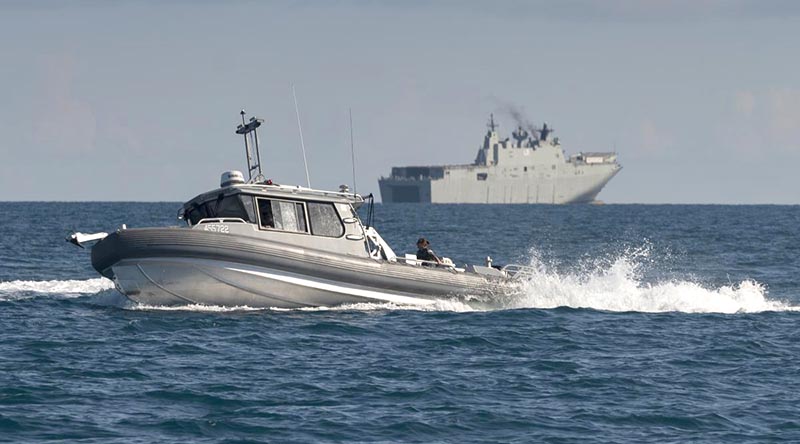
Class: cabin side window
307,202,344,237
257,198,307,233
240,196,256,222
334,202,358,220
186,194,256,225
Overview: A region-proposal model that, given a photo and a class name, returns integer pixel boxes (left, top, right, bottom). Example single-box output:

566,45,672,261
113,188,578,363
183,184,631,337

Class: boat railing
196,218,248,225
396,255,462,272
501,264,538,279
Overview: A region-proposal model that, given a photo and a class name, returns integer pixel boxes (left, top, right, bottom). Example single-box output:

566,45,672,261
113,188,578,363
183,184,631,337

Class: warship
379,115,621,204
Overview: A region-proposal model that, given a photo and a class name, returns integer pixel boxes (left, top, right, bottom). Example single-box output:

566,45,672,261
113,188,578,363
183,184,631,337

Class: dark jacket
416,247,439,264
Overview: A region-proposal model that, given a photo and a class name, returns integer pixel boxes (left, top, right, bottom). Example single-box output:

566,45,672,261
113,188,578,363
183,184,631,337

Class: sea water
0,202,798,443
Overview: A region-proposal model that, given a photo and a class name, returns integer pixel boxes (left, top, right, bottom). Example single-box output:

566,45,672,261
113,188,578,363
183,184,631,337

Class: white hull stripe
226,263,436,306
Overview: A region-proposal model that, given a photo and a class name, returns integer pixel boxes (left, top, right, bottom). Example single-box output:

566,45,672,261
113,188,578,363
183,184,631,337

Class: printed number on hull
204,224,230,233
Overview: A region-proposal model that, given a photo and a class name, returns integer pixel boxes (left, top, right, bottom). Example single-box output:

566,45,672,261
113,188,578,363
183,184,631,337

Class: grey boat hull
92,228,501,308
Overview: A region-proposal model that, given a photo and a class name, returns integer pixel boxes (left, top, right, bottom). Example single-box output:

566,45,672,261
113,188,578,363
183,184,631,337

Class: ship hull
92,228,500,308
380,163,621,204
111,257,437,308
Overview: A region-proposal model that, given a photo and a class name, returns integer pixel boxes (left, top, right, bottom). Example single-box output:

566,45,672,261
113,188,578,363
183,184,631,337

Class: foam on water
129,303,268,313
128,299,476,313
0,278,115,301
275,299,476,313
487,247,799,314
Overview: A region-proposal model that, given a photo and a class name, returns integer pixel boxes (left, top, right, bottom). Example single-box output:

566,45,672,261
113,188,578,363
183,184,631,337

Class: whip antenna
292,84,311,188
349,108,357,195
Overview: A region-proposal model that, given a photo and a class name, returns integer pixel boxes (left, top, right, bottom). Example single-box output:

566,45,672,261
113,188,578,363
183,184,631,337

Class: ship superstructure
379,114,621,204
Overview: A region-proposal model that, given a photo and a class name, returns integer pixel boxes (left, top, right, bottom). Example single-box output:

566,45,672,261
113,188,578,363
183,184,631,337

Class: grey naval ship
379,115,621,204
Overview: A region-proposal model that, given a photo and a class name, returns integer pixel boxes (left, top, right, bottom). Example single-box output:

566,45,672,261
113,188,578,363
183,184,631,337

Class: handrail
501,264,537,279
236,183,365,202
396,255,459,272
196,218,248,224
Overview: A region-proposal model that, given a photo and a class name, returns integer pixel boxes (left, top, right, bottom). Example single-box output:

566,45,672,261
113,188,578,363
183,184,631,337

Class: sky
1,0,799,203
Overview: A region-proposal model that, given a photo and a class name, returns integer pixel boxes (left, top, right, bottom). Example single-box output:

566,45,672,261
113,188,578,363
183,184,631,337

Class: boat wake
3,247,797,314
0,278,115,301
486,247,798,314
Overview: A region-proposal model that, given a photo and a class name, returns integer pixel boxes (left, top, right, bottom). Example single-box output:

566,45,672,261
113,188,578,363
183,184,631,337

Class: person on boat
259,202,275,229
416,238,442,266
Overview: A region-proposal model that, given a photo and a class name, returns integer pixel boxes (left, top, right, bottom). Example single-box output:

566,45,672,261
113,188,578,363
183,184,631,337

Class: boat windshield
186,194,256,225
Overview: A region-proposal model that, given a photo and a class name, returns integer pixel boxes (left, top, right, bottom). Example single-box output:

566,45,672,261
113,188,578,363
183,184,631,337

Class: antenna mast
349,108,357,195
292,85,312,188
235,110,265,182
487,113,498,132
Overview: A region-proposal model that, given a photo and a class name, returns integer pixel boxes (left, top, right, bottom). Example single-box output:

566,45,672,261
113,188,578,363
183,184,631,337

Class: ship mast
487,113,498,133
235,110,265,183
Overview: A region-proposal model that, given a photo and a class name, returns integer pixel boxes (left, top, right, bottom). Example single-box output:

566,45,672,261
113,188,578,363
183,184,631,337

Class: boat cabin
172,111,418,266
179,180,371,257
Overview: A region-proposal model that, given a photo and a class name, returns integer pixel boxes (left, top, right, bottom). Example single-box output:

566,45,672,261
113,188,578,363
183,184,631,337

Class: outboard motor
220,170,245,187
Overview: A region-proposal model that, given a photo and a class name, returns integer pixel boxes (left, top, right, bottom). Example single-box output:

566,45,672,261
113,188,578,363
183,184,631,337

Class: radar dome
220,170,245,188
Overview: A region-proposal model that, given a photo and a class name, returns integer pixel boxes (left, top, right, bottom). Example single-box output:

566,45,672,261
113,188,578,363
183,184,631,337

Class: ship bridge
389,166,445,180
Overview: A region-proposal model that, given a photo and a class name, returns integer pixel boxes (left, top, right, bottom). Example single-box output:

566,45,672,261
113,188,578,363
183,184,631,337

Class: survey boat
68,111,524,308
